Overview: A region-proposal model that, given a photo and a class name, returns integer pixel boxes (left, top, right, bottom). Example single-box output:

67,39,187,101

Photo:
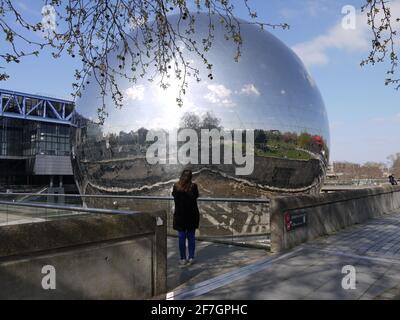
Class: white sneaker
187,258,195,265
179,259,187,267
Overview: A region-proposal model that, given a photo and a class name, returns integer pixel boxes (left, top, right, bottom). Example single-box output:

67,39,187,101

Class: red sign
284,210,307,232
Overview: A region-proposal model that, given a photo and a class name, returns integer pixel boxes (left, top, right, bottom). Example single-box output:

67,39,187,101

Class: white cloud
41,5,57,32
239,84,260,96
292,17,369,68
281,0,332,19
204,84,235,107
305,0,331,17
393,113,400,123
125,85,145,101
292,2,400,68
370,117,386,124
207,84,231,98
369,112,400,124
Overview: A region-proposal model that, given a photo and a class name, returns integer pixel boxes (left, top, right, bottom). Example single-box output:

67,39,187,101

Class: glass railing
0,192,270,249
0,199,137,226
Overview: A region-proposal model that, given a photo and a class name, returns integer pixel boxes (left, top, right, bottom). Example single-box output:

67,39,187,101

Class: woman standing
172,169,200,266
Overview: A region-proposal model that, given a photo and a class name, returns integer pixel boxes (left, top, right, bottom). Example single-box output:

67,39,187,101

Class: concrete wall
0,211,166,299
270,185,400,252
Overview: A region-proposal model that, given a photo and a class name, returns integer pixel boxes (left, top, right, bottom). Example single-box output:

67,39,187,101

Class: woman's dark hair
176,169,193,192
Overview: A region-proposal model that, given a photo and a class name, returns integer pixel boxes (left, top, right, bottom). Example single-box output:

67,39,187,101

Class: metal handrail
0,193,270,204
0,200,139,216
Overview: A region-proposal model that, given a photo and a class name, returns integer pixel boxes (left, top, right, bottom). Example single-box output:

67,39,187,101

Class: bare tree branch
3,0,400,123
0,0,290,123
361,0,400,89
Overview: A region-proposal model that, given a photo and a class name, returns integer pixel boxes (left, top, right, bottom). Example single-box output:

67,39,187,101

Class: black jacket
172,183,200,231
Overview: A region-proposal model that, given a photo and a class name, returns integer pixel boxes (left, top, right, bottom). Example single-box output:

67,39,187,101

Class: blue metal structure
0,88,75,186
0,88,74,125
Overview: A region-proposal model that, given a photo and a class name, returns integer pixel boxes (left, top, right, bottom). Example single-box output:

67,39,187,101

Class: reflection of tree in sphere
71,13,330,200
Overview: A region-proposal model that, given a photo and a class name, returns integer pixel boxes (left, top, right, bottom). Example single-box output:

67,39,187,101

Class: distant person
389,174,398,185
172,169,200,267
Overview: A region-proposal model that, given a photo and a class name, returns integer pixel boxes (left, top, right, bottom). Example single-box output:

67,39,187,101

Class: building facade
0,88,75,189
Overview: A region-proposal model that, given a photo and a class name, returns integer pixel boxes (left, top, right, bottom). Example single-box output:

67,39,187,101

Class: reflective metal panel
71,13,330,198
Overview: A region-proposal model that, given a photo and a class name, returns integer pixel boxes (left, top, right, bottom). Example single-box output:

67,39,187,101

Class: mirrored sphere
71,13,330,198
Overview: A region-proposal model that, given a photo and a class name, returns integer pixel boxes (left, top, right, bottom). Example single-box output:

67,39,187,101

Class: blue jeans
178,230,196,260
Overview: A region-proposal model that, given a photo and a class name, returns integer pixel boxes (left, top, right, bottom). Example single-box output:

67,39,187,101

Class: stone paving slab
311,212,400,258
168,211,400,300
167,237,270,292
192,248,400,300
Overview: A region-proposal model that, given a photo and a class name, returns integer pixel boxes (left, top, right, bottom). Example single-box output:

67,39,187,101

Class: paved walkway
167,237,270,292
167,211,400,300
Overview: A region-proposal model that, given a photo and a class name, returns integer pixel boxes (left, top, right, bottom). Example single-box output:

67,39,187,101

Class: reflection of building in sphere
71,13,330,201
